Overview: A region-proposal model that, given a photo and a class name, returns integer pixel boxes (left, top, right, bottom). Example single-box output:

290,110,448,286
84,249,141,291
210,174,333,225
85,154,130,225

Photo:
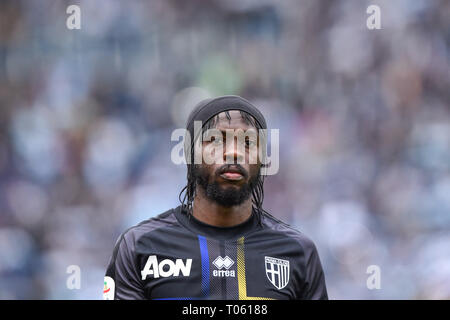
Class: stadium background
0,0,449,299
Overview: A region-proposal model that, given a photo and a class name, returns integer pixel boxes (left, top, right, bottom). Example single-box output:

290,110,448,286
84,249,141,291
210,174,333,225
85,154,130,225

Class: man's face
192,110,261,207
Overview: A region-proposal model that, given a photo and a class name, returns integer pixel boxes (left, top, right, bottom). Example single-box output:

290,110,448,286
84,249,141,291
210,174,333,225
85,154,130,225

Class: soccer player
103,95,328,300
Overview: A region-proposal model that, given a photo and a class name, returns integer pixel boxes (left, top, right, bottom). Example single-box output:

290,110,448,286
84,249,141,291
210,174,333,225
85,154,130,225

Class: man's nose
223,139,245,164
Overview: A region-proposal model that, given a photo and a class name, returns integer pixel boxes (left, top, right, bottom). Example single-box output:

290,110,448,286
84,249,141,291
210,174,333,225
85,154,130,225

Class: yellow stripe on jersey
236,236,274,300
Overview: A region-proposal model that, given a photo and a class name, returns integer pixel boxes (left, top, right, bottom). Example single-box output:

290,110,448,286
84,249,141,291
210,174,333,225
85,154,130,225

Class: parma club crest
265,256,290,290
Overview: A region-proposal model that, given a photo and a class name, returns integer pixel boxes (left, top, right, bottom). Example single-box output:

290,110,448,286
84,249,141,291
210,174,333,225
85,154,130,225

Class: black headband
185,95,267,142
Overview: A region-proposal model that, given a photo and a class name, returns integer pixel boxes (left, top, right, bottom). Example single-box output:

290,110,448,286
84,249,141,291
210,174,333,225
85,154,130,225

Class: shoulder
260,210,319,255
116,207,179,248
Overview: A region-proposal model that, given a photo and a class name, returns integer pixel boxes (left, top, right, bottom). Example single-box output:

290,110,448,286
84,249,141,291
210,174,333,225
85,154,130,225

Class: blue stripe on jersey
198,235,210,298
153,235,210,300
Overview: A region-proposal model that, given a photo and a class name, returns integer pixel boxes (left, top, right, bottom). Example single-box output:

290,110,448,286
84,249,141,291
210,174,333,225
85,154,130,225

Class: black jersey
103,205,328,300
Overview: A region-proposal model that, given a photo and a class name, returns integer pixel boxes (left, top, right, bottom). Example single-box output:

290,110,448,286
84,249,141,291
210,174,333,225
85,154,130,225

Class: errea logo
141,255,192,280
212,256,235,277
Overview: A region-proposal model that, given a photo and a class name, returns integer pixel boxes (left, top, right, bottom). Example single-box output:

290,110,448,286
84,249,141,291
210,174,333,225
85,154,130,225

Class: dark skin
192,111,261,227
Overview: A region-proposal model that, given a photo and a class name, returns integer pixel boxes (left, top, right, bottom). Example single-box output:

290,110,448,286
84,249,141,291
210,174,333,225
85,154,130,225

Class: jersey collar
173,205,260,241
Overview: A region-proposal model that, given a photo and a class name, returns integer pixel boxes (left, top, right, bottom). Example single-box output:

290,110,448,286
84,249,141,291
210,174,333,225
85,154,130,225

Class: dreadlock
178,110,269,225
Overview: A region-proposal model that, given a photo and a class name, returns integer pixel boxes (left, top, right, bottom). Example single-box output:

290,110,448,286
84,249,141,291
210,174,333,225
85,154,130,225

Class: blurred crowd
0,0,449,299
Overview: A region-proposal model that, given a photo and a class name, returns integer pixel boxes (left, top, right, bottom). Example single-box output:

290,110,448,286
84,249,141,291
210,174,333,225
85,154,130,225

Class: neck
192,186,253,227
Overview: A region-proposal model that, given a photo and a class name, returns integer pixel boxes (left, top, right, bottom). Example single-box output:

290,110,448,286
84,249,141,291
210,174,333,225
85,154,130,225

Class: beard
193,164,259,207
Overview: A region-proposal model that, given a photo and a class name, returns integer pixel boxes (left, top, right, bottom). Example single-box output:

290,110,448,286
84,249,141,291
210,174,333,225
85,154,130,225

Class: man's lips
220,172,244,181
218,166,246,181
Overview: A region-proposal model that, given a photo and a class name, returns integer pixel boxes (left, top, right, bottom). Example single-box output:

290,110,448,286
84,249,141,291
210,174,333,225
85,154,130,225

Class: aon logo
141,255,192,280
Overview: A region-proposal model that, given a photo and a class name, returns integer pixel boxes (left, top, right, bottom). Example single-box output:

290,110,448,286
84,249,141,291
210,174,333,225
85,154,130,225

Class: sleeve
301,240,328,300
104,231,146,300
